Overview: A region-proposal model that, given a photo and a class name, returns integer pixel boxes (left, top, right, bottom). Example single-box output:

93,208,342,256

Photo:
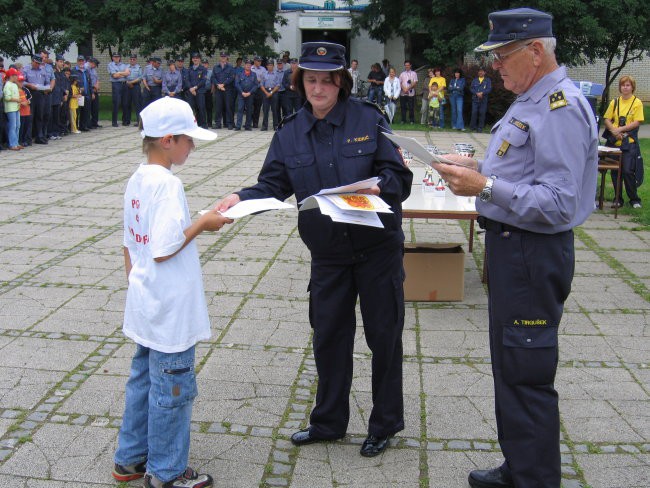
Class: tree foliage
88,0,283,59
0,0,89,58
0,0,282,60
353,0,650,111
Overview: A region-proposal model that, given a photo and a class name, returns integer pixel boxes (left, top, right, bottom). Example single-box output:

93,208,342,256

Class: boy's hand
215,193,241,212
199,211,233,232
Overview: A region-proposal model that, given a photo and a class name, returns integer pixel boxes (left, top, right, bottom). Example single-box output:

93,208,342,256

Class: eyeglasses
489,42,533,63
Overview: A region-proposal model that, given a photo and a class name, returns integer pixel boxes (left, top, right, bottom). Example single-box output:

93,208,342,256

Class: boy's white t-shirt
123,163,211,353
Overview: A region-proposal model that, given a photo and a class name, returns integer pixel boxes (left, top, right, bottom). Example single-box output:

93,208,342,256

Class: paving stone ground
0,125,648,488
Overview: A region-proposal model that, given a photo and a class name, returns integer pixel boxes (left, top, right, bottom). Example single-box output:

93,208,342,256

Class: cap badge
489,20,494,31
316,47,327,56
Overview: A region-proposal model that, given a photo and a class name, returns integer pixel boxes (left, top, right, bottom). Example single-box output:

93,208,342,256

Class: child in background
428,82,440,128
112,97,231,488
17,75,32,147
69,75,81,134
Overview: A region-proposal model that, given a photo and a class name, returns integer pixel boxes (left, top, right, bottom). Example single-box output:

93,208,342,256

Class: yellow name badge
496,140,510,157
549,90,568,110
513,319,548,326
346,135,370,144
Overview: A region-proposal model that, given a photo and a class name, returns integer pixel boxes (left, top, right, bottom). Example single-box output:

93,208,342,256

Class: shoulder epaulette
548,90,568,110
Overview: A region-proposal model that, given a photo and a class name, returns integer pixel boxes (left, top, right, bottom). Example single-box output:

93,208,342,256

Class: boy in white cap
112,97,231,488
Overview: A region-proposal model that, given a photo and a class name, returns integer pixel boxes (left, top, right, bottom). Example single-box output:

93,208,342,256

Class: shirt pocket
285,153,317,195
341,140,377,180
492,124,531,181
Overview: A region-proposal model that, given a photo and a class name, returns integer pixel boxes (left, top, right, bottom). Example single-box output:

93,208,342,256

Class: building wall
565,55,650,102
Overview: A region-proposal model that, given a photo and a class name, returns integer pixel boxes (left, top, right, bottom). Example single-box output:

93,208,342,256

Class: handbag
78,96,85,107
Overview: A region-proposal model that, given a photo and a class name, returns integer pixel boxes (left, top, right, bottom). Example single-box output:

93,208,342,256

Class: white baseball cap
140,97,217,140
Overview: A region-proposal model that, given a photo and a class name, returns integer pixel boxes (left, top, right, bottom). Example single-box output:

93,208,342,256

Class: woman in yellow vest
603,75,644,208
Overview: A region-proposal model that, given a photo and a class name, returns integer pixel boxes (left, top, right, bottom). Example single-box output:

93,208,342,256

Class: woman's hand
356,185,380,196
215,193,241,212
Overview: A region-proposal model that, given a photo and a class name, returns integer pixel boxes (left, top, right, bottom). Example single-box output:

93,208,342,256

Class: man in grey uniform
434,8,598,488
108,52,130,127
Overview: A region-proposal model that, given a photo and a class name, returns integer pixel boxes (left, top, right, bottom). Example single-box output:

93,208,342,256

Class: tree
351,0,499,66
0,0,283,61
353,0,649,115
0,0,89,58
87,0,283,59
537,0,650,113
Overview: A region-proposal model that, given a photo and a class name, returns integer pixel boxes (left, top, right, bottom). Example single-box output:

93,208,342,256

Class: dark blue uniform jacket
237,98,413,260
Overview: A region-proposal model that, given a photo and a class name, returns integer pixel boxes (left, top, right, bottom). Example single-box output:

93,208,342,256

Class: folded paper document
200,198,294,219
382,132,474,168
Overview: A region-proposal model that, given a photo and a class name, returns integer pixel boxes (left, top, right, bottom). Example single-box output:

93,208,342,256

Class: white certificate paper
200,198,294,219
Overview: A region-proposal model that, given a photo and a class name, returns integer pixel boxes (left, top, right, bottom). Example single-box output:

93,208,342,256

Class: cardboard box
403,243,465,301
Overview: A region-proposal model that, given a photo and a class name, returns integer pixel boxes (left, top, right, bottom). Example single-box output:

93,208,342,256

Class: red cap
17,74,25,81
5,67,20,77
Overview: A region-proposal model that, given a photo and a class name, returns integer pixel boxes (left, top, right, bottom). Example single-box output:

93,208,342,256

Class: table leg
468,219,475,253
599,170,606,210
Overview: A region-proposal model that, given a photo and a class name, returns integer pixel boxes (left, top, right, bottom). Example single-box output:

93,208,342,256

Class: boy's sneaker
112,460,147,481
632,202,642,209
143,467,213,488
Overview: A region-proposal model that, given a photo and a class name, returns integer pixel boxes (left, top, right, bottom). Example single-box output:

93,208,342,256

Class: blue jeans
368,86,382,104
115,344,197,483
450,93,464,129
438,102,445,128
6,110,20,148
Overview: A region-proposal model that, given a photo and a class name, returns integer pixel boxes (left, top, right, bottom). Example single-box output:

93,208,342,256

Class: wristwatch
479,176,496,202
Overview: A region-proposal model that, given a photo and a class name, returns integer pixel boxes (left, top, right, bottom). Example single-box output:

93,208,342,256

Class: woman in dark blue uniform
217,42,412,457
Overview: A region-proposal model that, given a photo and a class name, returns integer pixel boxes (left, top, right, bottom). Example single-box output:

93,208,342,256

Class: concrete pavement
0,125,648,487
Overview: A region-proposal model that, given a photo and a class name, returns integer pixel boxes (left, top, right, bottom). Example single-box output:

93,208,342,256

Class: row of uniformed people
107,52,303,131
18,52,102,146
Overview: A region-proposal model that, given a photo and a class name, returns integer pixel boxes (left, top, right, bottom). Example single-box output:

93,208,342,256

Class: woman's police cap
475,8,553,52
299,42,345,71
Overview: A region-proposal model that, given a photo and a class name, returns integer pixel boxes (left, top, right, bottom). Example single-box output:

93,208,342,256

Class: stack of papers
299,177,392,228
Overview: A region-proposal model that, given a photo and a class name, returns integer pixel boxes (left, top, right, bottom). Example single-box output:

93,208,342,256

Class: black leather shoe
468,467,514,488
360,434,390,457
290,428,342,446
291,428,322,446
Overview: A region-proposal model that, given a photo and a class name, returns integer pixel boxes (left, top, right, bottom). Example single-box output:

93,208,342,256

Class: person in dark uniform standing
87,57,101,129
72,56,92,132
433,9,598,488
175,57,190,102
187,53,208,128
211,52,234,129
217,42,412,458
108,52,130,127
470,67,492,133
233,58,258,131
49,55,67,139
202,59,213,128
124,54,142,126
40,50,56,138
250,56,266,128
142,57,163,109
281,58,302,116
